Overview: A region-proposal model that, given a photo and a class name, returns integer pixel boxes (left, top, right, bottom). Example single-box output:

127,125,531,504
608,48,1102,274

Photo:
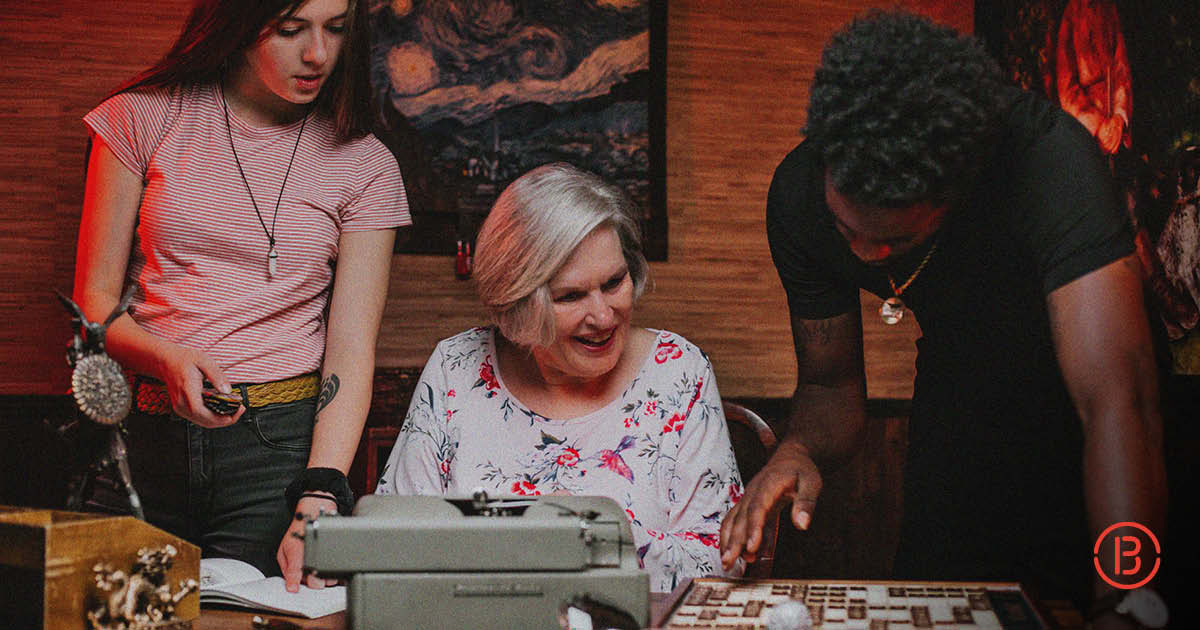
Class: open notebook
200,557,346,619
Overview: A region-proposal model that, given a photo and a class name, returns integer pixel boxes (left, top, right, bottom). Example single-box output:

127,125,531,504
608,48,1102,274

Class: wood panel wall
0,1,194,395
0,1,970,398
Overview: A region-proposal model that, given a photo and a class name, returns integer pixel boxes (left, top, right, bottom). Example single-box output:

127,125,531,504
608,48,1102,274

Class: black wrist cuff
285,467,354,516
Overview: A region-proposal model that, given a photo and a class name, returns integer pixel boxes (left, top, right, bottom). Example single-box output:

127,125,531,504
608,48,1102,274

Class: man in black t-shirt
718,11,1167,628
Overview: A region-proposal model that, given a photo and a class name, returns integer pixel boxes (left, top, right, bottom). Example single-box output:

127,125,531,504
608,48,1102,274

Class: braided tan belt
133,372,320,415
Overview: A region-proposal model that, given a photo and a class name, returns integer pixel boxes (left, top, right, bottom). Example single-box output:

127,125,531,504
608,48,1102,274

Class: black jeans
87,398,315,576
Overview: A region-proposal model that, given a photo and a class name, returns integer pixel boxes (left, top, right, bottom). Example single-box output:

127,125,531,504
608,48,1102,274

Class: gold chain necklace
880,238,938,325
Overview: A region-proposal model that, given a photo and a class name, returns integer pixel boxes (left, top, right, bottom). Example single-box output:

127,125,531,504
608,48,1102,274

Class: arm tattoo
316,374,340,416
796,319,834,346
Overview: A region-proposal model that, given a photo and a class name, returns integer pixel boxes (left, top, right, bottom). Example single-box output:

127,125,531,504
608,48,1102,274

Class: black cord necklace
220,83,307,279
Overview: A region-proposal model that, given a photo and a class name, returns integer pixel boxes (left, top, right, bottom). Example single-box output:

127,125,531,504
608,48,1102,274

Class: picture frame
371,0,669,261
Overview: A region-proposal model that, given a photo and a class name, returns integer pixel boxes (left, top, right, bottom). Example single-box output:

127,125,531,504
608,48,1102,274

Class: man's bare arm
720,306,868,568
786,308,869,465
1047,254,1167,601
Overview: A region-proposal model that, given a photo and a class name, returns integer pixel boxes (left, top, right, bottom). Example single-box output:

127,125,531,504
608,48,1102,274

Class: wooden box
0,506,200,629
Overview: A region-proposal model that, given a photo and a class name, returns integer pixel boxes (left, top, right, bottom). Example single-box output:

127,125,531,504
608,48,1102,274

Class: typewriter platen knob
471,488,489,512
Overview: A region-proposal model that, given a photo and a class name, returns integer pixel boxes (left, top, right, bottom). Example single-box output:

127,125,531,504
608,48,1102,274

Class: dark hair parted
110,0,373,141
805,10,1004,207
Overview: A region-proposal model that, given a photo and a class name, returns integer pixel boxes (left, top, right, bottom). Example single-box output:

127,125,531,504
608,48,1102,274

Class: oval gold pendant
880,296,905,325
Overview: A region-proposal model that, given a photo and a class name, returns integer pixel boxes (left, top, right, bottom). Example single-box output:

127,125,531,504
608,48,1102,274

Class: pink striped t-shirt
83,83,411,383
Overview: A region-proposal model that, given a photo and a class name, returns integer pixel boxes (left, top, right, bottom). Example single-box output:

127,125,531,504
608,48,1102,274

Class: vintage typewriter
303,491,649,629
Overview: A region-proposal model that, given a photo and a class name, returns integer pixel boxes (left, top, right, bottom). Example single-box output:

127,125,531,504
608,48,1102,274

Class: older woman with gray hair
376,162,744,591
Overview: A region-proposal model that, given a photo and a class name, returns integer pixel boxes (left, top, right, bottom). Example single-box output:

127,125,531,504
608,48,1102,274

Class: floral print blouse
376,327,744,592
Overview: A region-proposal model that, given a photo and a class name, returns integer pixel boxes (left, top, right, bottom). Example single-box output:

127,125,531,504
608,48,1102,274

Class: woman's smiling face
531,226,634,384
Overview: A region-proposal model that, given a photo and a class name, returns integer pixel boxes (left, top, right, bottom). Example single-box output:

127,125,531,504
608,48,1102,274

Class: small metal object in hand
202,388,242,415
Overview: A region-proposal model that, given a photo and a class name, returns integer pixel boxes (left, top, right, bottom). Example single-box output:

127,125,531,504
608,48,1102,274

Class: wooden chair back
721,401,780,578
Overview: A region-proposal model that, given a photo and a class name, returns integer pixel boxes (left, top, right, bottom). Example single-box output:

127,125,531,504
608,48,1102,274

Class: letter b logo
1094,522,1160,589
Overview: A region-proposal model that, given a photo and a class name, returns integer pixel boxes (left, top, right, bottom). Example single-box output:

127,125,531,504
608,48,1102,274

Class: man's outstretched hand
719,442,823,570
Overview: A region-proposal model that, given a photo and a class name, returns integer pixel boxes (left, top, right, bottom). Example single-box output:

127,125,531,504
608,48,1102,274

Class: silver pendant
880,296,905,325
268,246,278,278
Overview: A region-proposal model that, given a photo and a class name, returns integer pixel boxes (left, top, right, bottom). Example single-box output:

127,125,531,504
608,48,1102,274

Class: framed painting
976,1,1200,374
370,0,669,261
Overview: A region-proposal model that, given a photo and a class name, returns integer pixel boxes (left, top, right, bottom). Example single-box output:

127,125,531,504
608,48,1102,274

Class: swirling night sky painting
370,0,666,258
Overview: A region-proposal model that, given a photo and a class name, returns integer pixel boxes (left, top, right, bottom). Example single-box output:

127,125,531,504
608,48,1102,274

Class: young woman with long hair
73,0,409,591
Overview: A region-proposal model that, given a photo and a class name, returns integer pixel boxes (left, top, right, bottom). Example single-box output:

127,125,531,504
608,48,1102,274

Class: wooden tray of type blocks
0,506,200,630
655,577,1049,629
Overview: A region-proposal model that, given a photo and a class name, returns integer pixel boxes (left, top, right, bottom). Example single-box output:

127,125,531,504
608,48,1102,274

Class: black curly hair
805,10,1004,207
